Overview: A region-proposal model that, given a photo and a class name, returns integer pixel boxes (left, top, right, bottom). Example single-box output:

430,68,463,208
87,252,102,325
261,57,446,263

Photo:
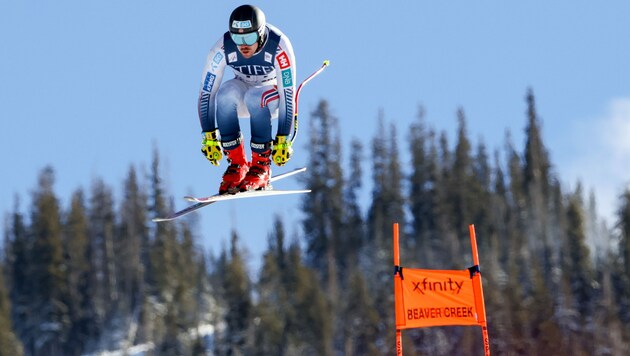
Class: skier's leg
215,79,250,194
238,85,277,191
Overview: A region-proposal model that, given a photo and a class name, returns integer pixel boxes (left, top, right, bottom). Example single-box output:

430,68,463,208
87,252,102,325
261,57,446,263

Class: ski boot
239,148,272,192
219,141,249,195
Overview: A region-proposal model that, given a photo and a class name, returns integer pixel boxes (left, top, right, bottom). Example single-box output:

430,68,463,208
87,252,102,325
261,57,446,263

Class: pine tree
157,236,203,356
255,216,335,355
490,149,509,267
302,99,344,282
408,106,435,257
147,149,198,352
558,185,597,354
215,231,253,354
593,244,626,355
116,165,150,346
117,166,148,314
339,268,380,356
387,122,405,223
615,188,630,325
367,113,405,268
502,132,533,352
148,148,178,300
421,129,445,268
0,261,23,356
6,197,30,351
523,88,552,197
341,138,365,270
254,218,290,355
479,149,511,355
87,178,118,339
584,190,610,264
471,140,493,248
447,108,474,246
522,88,554,263
434,130,461,267
284,238,332,355
62,189,93,354
563,184,595,320
301,99,346,352
366,112,405,354
336,138,376,353
171,221,202,348
366,110,388,253
530,262,562,355
28,166,70,355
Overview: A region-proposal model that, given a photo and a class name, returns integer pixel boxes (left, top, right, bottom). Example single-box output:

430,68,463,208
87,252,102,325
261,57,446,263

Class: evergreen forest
2,90,630,355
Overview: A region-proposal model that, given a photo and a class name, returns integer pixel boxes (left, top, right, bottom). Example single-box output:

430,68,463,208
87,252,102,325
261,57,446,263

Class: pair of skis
152,167,309,222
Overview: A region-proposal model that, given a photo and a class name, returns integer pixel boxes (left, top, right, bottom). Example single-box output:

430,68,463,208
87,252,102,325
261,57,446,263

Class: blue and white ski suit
197,24,297,153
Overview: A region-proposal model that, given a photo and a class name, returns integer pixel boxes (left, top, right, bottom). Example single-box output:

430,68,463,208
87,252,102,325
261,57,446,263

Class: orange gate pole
393,223,403,356
469,224,491,356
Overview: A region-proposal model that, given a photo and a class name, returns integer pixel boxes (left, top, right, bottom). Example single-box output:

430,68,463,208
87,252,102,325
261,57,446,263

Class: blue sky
2,1,629,268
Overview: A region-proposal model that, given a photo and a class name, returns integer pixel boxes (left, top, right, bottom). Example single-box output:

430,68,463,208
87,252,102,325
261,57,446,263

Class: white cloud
601,98,630,157
596,98,630,193
562,97,630,224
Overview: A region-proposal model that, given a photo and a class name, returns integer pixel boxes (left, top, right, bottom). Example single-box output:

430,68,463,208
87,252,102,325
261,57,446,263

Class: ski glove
272,135,293,166
201,130,223,166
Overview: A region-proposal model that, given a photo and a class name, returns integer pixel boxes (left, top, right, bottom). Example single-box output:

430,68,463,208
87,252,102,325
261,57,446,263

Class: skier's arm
199,38,227,165
270,35,296,166
198,38,227,133
274,36,297,137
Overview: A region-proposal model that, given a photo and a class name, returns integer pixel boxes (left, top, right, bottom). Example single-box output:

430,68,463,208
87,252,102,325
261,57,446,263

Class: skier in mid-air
198,4,296,194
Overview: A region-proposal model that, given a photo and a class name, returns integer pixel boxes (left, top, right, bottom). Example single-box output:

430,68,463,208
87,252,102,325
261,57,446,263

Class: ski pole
291,60,330,144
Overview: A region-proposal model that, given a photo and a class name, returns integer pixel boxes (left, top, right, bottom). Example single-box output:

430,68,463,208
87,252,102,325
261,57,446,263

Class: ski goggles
230,31,259,46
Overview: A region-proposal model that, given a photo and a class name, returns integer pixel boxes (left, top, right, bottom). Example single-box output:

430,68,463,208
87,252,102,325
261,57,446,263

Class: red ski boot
219,142,249,195
239,149,272,192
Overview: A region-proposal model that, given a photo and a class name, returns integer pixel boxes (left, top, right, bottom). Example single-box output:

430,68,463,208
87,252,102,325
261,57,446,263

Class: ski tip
323,59,330,66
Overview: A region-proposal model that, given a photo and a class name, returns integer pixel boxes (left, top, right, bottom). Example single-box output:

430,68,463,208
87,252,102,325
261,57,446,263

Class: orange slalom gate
393,223,490,356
